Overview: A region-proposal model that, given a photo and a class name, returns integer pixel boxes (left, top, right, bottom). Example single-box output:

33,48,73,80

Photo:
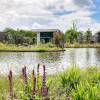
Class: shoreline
65,46,100,48
0,43,100,53
0,47,99,52
65,44,100,48
0,49,65,52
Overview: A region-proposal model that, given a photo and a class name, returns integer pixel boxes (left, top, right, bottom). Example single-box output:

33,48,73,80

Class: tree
77,31,84,44
53,32,61,47
85,29,92,43
65,23,79,44
53,31,65,48
3,28,37,45
3,28,16,43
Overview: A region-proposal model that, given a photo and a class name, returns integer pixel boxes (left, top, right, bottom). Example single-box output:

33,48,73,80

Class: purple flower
32,69,36,95
41,65,48,96
22,66,28,95
37,64,40,90
8,70,13,99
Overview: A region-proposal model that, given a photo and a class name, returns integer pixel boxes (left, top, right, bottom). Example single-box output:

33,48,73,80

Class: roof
0,32,6,35
32,29,61,33
0,32,6,34
93,32,100,37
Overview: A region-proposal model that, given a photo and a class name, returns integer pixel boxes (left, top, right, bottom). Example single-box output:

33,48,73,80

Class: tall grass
47,66,100,99
65,43,100,48
0,65,99,99
0,42,63,51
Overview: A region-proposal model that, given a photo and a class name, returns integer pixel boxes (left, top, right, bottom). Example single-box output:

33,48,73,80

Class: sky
0,0,100,34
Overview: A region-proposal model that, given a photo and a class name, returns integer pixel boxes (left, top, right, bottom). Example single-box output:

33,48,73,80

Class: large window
40,32,53,43
40,32,53,38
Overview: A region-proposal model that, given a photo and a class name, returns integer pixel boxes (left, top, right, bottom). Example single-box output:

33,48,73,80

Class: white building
32,29,62,44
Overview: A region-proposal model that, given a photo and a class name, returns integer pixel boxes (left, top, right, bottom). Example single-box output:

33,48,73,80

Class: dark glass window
40,32,53,43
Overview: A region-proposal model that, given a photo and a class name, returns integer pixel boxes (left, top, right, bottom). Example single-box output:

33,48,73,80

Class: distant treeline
65,25,92,44
65,23,100,44
1,25,100,46
3,28,37,45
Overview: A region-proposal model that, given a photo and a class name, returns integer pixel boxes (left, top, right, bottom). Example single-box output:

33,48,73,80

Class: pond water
0,48,100,75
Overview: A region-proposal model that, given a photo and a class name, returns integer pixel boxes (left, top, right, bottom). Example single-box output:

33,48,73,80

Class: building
32,29,63,44
92,32,100,43
0,32,6,42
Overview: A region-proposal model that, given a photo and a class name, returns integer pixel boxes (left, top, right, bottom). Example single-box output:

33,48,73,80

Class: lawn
0,42,100,52
0,43,64,52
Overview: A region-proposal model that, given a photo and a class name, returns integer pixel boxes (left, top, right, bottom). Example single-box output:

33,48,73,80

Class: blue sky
91,0,100,22
0,0,100,34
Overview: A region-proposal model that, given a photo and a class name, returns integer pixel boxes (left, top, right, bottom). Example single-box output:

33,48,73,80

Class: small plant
22,66,28,97
2,65,99,99
8,70,13,99
32,69,36,99
37,63,40,91
41,65,48,98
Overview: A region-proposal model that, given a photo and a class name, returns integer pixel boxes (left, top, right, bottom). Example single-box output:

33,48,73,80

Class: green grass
0,66,99,99
65,43,100,48
0,42,100,52
47,66,100,100
0,42,63,51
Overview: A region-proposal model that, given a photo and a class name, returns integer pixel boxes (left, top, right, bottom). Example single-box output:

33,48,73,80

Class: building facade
32,29,62,44
0,32,6,42
92,32,100,43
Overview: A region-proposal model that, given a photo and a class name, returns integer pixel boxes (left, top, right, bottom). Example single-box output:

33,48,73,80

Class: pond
0,48,100,75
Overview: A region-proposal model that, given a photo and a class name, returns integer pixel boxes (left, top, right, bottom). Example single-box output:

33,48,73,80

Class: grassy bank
65,43,100,48
0,43,100,52
0,66,100,99
0,43,64,52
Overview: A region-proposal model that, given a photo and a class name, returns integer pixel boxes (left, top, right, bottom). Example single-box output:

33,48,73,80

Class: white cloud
0,0,99,34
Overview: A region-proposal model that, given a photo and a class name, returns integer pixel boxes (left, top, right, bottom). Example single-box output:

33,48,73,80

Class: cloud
73,0,94,8
0,0,99,34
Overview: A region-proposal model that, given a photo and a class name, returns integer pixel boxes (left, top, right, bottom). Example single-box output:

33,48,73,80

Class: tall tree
3,28,37,45
85,29,92,43
65,23,78,44
77,31,84,44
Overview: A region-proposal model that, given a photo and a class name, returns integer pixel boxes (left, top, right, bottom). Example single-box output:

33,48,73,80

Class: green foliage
0,42,63,51
3,28,37,45
65,24,93,44
85,28,92,43
46,66,100,99
0,66,99,99
65,24,79,44
59,67,80,88
77,31,84,43
53,32,65,48
60,66,100,99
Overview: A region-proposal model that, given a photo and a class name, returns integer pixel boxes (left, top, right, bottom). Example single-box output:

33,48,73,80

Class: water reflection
95,49,100,62
0,48,99,75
